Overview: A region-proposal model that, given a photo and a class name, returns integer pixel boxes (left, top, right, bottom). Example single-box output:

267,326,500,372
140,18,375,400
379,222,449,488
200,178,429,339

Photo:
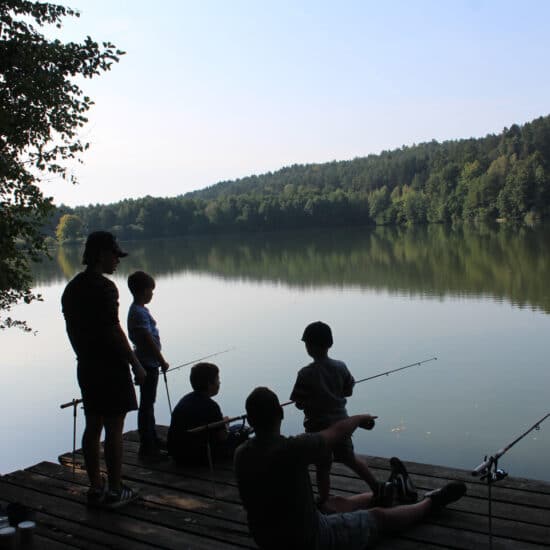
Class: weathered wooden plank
8,467,254,548
335,455,550,495
61,440,550,541
59,453,243,504
52,428,550,549
35,461,248,524
0,475,242,550
35,463,466,549
398,522,550,550
128,427,550,495
112,439,550,525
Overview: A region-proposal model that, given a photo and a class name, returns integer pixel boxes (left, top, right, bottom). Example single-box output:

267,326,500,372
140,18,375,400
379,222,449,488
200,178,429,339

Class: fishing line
166,347,236,374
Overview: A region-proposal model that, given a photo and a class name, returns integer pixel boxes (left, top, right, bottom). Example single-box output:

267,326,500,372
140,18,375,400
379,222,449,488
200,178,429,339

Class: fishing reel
477,455,508,483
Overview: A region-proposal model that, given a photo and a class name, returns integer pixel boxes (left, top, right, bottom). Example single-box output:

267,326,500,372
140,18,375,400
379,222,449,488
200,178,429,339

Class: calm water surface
2,225,550,481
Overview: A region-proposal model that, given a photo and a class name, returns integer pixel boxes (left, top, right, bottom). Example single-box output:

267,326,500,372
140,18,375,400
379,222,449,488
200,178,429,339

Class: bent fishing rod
188,356,438,434
166,347,236,374
471,412,550,550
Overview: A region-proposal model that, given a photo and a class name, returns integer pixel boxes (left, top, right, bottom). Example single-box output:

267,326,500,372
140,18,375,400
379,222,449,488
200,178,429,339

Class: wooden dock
1,427,549,549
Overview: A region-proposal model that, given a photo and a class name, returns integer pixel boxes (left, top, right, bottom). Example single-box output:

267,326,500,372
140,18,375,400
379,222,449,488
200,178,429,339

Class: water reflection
34,224,550,312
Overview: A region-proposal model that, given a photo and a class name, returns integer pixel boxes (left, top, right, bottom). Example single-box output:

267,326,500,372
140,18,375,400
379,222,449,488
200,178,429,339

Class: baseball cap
82,231,128,265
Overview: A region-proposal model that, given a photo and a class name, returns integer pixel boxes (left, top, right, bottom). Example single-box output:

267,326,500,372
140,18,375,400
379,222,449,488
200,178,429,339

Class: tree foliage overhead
0,0,123,329
54,114,550,241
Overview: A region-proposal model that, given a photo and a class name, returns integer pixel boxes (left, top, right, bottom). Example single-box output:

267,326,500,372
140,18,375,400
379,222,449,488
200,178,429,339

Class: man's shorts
317,509,378,550
78,360,138,416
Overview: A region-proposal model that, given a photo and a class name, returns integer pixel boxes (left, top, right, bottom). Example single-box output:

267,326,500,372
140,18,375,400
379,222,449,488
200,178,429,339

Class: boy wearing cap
62,231,146,509
290,321,387,509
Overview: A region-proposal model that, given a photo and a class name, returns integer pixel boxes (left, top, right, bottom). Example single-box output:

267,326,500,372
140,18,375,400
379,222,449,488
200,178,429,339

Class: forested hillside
51,114,550,241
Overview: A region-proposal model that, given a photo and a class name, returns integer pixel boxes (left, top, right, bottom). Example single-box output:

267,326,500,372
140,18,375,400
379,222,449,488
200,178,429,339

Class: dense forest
51,114,550,241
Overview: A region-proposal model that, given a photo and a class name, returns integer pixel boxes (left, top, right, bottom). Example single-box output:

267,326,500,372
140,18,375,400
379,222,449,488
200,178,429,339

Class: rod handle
60,398,83,409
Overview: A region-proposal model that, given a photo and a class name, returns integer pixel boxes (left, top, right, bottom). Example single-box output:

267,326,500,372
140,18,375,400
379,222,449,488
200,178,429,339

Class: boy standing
291,321,406,508
127,271,169,460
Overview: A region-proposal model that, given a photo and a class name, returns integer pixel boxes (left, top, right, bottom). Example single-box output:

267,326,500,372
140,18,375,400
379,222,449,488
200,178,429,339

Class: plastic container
0,526,16,550
18,521,36,547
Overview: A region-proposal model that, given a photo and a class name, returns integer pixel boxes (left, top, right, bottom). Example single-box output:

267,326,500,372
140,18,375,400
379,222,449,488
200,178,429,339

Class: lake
2,224,550,483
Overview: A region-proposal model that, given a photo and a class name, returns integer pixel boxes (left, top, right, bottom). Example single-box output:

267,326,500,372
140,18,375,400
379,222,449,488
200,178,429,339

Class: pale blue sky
44,0,550,206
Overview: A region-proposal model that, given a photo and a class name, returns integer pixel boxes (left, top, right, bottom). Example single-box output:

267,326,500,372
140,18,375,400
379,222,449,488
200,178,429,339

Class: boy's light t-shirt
127,303,161,368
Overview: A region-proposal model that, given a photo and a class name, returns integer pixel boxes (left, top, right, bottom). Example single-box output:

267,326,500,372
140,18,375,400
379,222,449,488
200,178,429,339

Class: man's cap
301,321,333,347
82,231,128,265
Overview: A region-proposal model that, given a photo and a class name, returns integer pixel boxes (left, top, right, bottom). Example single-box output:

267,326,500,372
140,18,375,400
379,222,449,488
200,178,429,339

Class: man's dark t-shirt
234,433,327,550
167,391,223,464
61,269,137,415
62,270,122,363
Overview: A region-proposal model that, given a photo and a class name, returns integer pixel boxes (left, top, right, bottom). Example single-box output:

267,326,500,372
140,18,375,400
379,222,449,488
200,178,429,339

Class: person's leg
81,413,104,489
326,490,375,512
103,413,126,492
369,499,432,532
343,454,379,491
369,480,467,533
138,369,159,451
316,460,332,504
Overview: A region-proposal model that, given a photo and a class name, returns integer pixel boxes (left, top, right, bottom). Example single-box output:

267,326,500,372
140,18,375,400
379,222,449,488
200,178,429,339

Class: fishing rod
354,356,437,384
163,371,173,414
60,398,83,475
188,356,438,434
166,347,236,374
471,412,550,550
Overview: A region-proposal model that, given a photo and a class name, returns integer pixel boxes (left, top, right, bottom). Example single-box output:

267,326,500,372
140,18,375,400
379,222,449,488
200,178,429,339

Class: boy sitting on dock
235,387,467,550
168,362,241,465
290,321,414,508
127,271,170,461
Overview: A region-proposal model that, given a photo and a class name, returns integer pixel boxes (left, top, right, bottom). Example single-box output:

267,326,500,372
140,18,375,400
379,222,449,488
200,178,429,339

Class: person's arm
211,402,228,442
290,370,309,410
215,417,230,442
319,414,377,448
111,324,146,385
343,367,355,398
132,327,169,371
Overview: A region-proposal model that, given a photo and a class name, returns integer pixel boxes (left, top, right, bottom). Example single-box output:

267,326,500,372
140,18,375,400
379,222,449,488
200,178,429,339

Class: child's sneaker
389,457,418,503
103,484,140,509
425,481,466,510
86,479,107,508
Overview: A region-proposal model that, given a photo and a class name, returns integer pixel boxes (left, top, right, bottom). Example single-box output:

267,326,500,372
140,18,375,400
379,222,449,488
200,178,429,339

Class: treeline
50,114,550,241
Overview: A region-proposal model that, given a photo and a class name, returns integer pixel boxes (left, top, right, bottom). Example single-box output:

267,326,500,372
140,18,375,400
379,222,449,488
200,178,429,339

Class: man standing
235,387,466,550
62,231,146,509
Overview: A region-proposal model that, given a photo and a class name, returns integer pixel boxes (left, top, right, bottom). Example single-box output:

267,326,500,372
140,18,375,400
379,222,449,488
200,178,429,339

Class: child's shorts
316,509,378,549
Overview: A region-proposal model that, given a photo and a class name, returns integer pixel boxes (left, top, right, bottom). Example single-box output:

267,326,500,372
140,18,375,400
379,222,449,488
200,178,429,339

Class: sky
41,0,550,207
